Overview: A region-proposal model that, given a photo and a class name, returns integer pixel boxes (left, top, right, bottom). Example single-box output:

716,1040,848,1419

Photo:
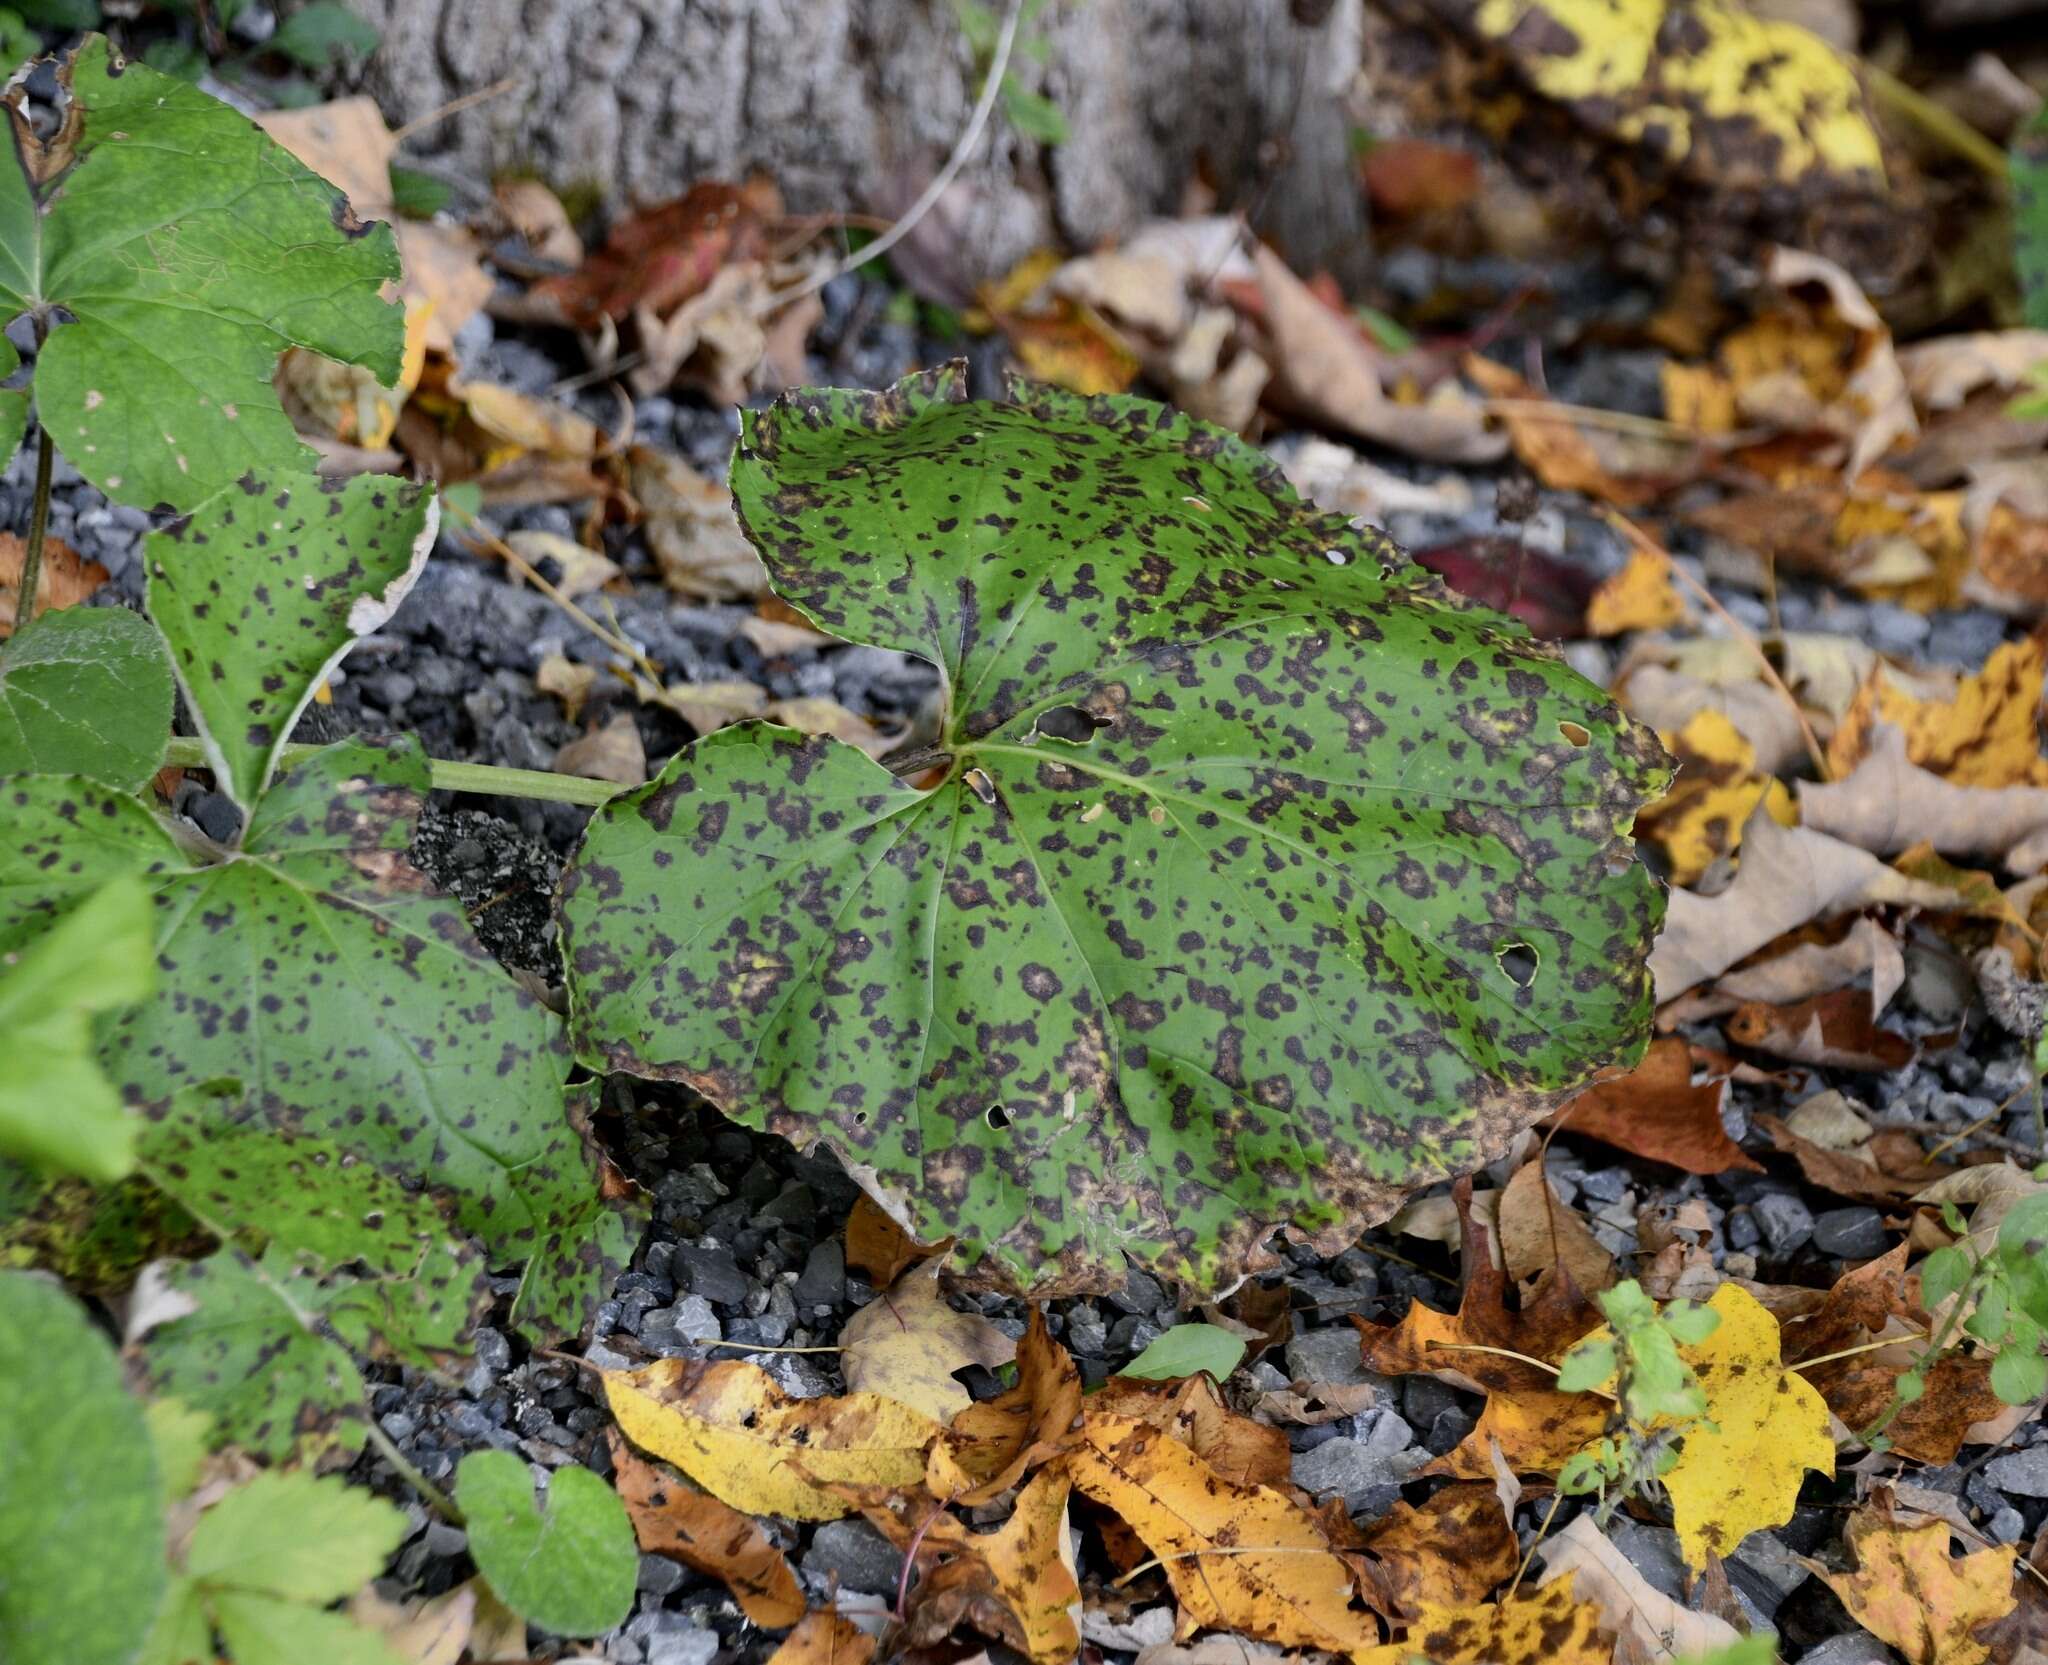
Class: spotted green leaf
0,874,153,1183
146,472,435,813
0,1271,166,1665
0,35,400,510
458,1450,638,1638
0,739,640,1338
561,368,1667,1293
0,606,174,790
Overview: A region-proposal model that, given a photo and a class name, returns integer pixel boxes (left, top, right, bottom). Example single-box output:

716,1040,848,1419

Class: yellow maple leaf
1586,545,1688,636
1577,1283,1833,1570
603,1358,939,1522
1829,639,2048,787
1361,1572,1613,1665
1815,1509,2017,1665
1635,709,1797,885
1063,1410,1382,1662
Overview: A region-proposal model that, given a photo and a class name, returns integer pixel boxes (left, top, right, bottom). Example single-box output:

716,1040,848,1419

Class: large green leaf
146,472,436,812
2017,111,2048,329
458,1450,638,1638
0,740,639,1337
0,605,174,790
0,35,400,511
0,1271,166,1665
0,873,153,1182
561,368,1668,1292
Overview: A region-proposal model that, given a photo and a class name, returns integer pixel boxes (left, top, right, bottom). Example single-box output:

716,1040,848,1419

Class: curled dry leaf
1635,708,1796,886
764,1608,877,1665
845,1192,944,1287
602,1357,939,1522
1546,1036,1760,1176
1062,1410,1382,1663
1496,1159,1615,1294
897,1467,1082,1665
1088,1371,1293,1493
1359,1574,1613,1665
838,1261,1017,1426
1828,640,2048,789
605,1432,804,1628
628,445,766,599
1724,988,1913,1072
1464,354,1675,508
553,713,648,787
1767,246,1915,478
1537,1514,1742,1665
1715,915,1904,1013
1801,724,2048,863
1756,1112,1949,1204
1349,1482,1519,1622
0,531,106,632
1810,1507,2017,1665
927,1306,1082,1505
1649,800,1962,998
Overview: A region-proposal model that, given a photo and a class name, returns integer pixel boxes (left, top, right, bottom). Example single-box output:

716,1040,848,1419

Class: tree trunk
354,0,1370,292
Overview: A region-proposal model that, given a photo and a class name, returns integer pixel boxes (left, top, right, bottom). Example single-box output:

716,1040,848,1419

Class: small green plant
1554,1279,1721,1522
1866,1194,2048,1444
458,1451,639,1638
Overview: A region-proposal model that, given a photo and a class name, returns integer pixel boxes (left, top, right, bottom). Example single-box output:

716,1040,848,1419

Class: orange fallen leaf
1635,708,1798,886
763,1608,876,1665
1812,1507,2017,1665
1064,1410,1381,1662
845,1192,944,1287
1349,1483,1518,1622
1546,1036,1761,1176
1829,640,2048,788
0,532,106,633
926,1306,1082,1504
897,1467,1082,1665
1088,1370,1293,1492
1585,544,1689,636
1465,355,1669,507
606,1433,804,1627
1724,987,1914,1072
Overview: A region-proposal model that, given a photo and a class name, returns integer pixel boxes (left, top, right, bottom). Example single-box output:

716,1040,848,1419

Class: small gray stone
644,1627,720,1665
1427,1406,1474,1454
795,1239,846,1310
679,1243,752,1306
1753,1192,1814,1255
1989,1506,2027,1544
1290,1433,1420,1512
1286,1326,1375,1388
1812,1207,1889,1260
1579,1167,1631,1203
802,1517,904,1594
638,1552,687,1596
1065,1307,1110,1356
584,1340,635,1373
1986,1447,2048,1498
1796,1634,1894,1665
1108,1269,1168,1317
642,1295,721,1354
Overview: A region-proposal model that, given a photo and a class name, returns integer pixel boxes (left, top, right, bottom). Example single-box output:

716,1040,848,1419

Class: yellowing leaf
764,1608,876,1665
838,1261,1017,1425
1464,0,1883,186
927,1307,1082,1504
1361,1573,1612,1665
1636,709,1796,886
606,1433,804,1628
1585,545,1687,636
1352,1484,1519,1622
902,1468,1082,1665
1577,1283,1833,1570
1063,1410,1381,1662
602,1358,939,1522
1814,1509,2017,1665
1829,640,2048,788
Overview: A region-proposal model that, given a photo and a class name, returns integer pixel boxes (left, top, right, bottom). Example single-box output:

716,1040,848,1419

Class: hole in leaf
986,1104,1010,1130
1559,721,1590,747
1034,704,1106,744
1496,941,1539,987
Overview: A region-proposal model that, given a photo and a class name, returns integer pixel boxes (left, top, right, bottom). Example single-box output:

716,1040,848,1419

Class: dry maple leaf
1360,1572,1614,1665
838,1260,1016,1425
897,1468,1083,1665
1063,1410,1382,1662
1801,723,2048,862
1496,1159,1616,1295
602,1357,939,1522
1537,1514,1743,1665
605,1432,805,1628
1828,640,2048,788
1088,1371,1294,1493
763,1607,876,1665
1585,544,1689,636
1349,1483,1518,1622
1545,1036,1760,1176
1636,708,1797,886
1724,988,1913,1072
0,531,106,633
927,1305,1083,1504
1812,1507,2017,1665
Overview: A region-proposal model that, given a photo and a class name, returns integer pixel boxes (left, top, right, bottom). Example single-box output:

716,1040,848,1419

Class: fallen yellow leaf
927,1306,1082,1504
1585,544,1688,636
763,1608,876,1665
603,1358,939,1522
1830,639,2048,787
1637,708,1797,885
1361,1572,1612,1665
1814,1508,2016,1665
838,1261,1016,1425
901,1468,1082,1665
1063,1410,1381,1662
607,1433,805,1628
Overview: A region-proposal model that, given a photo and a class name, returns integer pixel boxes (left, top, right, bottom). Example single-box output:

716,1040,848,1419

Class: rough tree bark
354,0,1369,291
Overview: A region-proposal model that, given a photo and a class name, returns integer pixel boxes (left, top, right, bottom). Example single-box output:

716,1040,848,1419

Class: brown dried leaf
0,531,106,632
1802,723,2048,862
1088,1372,1293,1493
764,1608,877,1665
927,1306,1083,1504
606,1433,805,1627
1497,1159,1615,1294
1350,1482,1519,1621
839,1261,1016,1426
1725,988,1914,1071
1811,1506,2017,1665
1546,1036,1761,1175
845,1192,944,1287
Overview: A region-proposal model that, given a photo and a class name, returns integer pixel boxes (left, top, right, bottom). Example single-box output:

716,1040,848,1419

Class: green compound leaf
0,35,401,511
457,1450,638,1638
142,1470,409,1665
1118,1322,1248,1382
0,873,153,1183
0,739,640,1339
560,368,1668,1292
0,605,174,790
146,472,436,812
0,1271,166,1665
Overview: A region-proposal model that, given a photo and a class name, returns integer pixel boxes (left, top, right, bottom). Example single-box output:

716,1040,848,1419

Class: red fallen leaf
1546,1035,1762,1176
1726,988,1914,1072
534,180,779,328
1360,139,1482,218
1412,535,1594,639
